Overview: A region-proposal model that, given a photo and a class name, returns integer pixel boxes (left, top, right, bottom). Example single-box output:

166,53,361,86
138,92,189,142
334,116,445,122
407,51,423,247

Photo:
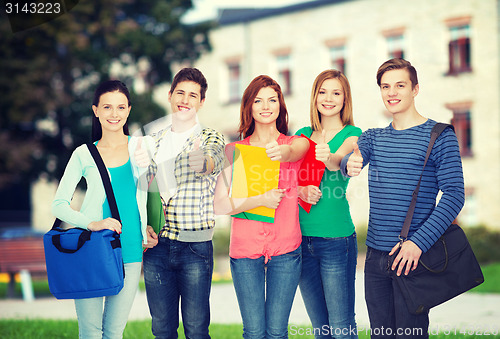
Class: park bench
0,237,46,301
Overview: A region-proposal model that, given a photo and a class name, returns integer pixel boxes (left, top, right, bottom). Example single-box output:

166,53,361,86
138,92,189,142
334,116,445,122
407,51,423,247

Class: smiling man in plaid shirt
142,68,225,339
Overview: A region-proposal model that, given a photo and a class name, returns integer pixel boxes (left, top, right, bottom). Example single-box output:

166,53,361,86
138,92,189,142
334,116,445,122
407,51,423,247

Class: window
382,27,405,60
325,38,347,74
387,35,405,59
276,54,292,95
446,20,471,74
329,45,346,73
449,107,473,157
227,62,241,103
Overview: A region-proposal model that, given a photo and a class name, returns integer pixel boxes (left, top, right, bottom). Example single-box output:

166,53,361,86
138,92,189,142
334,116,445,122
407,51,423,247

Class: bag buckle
398,235,406,245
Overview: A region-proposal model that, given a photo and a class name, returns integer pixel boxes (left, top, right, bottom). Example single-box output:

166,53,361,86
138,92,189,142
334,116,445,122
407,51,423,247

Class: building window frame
329,45,346,73
325,38,346,74
445,17,472,75
273,48,292,96
446,102,473,157
278,59,292,95
387,35,405,59
226,59,241,104
382,27,405,60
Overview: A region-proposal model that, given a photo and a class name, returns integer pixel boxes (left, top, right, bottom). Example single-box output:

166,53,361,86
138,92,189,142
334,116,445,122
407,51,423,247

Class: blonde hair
309,70,354,131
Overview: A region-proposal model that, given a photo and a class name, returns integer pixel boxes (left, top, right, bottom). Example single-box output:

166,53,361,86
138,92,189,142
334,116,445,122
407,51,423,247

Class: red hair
238,75,289,139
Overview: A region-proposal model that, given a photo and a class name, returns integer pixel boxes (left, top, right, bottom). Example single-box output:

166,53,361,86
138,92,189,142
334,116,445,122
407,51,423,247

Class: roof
217,0,351,26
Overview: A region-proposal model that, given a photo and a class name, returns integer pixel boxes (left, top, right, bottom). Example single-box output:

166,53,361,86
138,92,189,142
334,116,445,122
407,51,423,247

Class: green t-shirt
295,125,362,237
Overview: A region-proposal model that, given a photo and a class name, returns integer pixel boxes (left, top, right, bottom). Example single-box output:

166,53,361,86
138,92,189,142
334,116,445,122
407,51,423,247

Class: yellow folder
230,144,280,223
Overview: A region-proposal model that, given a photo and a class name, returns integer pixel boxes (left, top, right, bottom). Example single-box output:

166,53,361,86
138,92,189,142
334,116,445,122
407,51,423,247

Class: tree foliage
0,0,212,189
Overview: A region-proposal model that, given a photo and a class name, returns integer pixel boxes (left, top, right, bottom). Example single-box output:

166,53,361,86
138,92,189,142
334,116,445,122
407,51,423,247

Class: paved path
1,270,499,334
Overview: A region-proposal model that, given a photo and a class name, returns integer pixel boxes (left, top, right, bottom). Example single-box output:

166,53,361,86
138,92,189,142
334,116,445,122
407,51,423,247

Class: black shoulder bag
389,123,484,315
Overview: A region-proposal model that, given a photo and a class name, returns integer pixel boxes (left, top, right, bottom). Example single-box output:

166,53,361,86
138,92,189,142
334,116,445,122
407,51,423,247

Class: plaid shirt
148,125,225,241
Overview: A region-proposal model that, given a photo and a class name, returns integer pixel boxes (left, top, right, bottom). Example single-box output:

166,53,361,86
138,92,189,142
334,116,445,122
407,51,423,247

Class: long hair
238,75,288,139
91,80,131,142
310,69,354,131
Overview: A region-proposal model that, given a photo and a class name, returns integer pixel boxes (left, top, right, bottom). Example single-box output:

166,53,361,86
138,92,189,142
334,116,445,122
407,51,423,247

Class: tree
0,0,212,192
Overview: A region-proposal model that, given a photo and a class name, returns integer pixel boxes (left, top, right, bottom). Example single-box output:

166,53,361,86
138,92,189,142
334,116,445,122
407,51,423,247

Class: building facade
192,0,500,228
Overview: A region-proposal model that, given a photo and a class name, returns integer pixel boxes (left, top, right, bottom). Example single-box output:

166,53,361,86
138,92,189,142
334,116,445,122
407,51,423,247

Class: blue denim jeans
143,238,213,339
364,247,429,339
299,234,358,339
74,262,142,339
230,246,302,339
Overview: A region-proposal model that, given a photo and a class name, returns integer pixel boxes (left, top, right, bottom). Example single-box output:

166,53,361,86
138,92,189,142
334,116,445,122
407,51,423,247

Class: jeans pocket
365,247,373,261
188,241,213,259
285,246,302,258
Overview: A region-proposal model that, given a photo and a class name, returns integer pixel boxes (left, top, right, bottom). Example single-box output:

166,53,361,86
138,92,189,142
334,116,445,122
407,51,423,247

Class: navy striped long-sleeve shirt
341,119,465,253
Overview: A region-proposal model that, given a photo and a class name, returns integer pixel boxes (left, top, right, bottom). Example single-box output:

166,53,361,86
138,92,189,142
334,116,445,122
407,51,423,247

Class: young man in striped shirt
341,58,464,338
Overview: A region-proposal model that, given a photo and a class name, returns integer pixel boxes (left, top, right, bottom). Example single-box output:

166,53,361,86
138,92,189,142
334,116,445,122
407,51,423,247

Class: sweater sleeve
409,127,465,252
51,147,93,229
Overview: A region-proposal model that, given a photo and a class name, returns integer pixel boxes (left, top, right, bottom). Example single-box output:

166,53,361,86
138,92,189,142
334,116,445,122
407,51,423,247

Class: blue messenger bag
43,143,124,299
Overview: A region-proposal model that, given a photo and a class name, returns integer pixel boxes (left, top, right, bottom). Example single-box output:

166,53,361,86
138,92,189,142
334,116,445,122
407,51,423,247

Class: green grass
0,279,52,298
0,320,498,339
470,262,500,293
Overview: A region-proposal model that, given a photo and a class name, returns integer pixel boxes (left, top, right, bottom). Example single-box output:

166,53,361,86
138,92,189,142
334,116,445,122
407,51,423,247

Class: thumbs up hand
134,137,151,168
346,142,363,177
265,140,283,161
315,129,331,164
189,137,207,173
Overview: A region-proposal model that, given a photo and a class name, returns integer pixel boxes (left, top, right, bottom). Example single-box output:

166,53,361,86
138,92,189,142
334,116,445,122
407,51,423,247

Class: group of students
52,58,465,339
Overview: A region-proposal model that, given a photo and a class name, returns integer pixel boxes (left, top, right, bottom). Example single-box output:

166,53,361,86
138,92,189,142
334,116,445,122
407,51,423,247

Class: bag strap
50,143,122,230
399,123,453,240
86,143,121,222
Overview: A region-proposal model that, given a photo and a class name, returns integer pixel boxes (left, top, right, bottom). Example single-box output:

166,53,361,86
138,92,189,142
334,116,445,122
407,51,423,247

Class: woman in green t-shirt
295,69,361,339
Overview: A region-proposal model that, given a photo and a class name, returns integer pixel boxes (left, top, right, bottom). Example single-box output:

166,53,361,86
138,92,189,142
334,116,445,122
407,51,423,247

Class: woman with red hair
214,75,309,338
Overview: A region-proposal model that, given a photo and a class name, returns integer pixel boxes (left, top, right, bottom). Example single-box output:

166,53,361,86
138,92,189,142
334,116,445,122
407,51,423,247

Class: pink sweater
226,134,303,262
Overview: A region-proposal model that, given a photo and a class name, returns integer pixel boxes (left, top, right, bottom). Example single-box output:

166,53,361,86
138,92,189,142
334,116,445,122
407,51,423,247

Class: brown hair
92,80,130,142
238,75,289,139
310,69,354,131
169,67,208,100
376,58,418,89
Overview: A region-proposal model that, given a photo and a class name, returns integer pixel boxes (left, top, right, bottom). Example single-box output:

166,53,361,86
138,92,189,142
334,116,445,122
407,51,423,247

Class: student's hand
389,240,423,276
88,218,122,234
346,142,363,177
265,140,286,161
261,188,286,209
189,138,207,173
298,185,322,205
315,130,331,164
143,226,158,249
134,137,151,168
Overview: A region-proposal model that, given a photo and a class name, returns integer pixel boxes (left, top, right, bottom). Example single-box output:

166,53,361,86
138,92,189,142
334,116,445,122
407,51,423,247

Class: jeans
364,247,429,339
299,234,358,339
75,262,142,339
230,246,302,339
143,238,213,339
